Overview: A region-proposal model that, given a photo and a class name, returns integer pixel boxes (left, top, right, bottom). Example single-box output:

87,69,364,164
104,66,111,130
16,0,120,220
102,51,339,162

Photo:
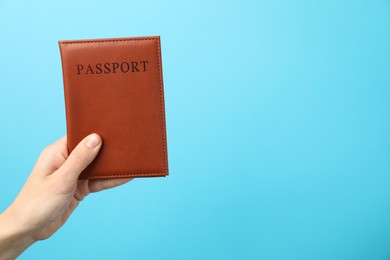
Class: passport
59,36,168,179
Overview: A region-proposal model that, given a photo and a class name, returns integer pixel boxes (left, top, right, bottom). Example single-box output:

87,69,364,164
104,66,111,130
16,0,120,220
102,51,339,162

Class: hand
0,134,131,259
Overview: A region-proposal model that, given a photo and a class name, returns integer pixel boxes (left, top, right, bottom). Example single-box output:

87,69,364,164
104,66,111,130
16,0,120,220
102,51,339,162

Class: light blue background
0,0,389,259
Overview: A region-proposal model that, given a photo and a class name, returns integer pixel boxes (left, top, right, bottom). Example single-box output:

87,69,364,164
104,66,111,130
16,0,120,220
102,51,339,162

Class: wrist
0,208,36,259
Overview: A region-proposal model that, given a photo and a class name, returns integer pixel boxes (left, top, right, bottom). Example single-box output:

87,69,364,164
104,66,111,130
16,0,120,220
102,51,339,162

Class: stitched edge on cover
59,38,157,44
81,172,168,180
155,38,169,175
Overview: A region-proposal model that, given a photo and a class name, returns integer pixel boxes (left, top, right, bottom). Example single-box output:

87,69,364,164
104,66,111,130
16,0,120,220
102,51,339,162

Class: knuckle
39,144,54,159
72,151,85,166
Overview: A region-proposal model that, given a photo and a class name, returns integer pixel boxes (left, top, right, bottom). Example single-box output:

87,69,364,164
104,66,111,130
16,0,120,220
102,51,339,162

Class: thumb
56,133,102,183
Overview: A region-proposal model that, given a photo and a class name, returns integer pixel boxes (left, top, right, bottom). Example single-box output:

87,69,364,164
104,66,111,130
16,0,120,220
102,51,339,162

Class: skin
0,134,131,259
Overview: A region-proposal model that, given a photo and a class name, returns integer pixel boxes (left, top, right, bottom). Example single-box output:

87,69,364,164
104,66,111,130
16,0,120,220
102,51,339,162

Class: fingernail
85,134,101,149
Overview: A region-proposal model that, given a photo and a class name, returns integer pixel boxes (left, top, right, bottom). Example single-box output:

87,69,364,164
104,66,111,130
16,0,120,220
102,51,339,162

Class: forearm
0,208,35,260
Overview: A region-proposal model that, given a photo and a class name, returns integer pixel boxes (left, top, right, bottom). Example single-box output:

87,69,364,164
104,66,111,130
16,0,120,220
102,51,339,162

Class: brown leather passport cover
59,36,168,180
